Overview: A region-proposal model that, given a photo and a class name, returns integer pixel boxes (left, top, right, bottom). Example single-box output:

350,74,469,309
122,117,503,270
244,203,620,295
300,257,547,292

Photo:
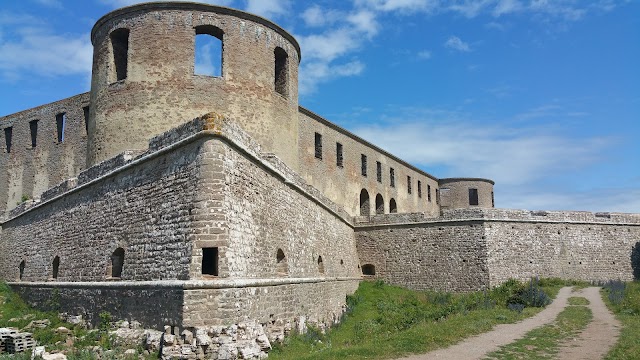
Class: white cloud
0,21,92,81
244,0,291,19
356,0,440,13
347,10,379,38
299,60,365,95
444,35,471,52
33,0,63,8
301,5,325,27
350,108,611,188
492,0,523,16
417,50,432,60
98,0,235,9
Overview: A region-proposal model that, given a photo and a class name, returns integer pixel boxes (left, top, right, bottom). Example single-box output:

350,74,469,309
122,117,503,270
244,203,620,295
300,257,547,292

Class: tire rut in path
397,287,574,360
556,287,621,360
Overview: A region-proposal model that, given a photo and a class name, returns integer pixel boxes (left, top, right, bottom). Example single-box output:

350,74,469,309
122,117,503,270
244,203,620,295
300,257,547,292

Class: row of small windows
202,247,327,277
3,109,88,153
314,132,434,201
17,248,124,281
109,26,289,96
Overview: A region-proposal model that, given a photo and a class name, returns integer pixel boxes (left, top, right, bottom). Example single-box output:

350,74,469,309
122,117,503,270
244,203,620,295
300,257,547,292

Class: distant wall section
0,93,89,214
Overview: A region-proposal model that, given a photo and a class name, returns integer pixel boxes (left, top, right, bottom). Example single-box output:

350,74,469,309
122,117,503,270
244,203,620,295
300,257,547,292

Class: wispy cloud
244,0,291,19
351,107,612,186
32,0,63,8
444,36,471,52
417,50,432,60
0,14,92,81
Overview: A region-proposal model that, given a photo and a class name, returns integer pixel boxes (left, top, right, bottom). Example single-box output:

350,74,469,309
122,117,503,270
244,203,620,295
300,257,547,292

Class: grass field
603,281,640,360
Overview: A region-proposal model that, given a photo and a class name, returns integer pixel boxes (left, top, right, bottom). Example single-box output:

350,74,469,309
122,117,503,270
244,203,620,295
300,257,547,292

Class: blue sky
1,0,638,213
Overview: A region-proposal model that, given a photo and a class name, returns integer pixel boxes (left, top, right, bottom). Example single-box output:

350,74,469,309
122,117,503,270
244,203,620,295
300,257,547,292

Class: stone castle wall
2,114,361,331
0,93,90,214
356,209,640,292
298,108,440,218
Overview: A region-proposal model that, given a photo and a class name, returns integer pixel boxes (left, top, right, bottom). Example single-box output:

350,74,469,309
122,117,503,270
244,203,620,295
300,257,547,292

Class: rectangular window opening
376,161,382,183
436,189,440,204
314,132,322,159
491,191,495,207
29,120,38,148
83,106,90,135
390,168,395,187
56,113,66,143
361,154,367,177
274,47,289,96
407,176,412,194
418,180,422,198
4,127,12,154
202,247,219,276
469,188,479,206
336,142,343,167
110,28,129,82
428,185,432,202
195,26,223,77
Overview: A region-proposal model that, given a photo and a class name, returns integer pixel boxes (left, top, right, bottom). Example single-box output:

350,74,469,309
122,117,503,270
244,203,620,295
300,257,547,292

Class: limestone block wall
355,218,490,292
298,108,440,218
481,209,640,285
0,137,206,283
0,93,90,214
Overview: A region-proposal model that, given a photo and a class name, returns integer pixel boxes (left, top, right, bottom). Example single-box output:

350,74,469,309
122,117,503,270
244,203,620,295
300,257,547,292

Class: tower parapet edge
88,1,300,169
438,177,495,210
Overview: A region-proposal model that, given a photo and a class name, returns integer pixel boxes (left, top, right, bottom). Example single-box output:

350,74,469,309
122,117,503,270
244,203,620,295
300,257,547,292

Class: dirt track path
397,287,574,360
556,287,621,360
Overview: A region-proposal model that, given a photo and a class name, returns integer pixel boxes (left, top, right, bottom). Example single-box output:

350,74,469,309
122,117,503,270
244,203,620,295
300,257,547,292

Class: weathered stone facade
0,2,639,358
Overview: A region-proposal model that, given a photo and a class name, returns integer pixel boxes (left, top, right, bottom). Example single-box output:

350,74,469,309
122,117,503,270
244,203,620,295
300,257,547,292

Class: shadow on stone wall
632,241,640,280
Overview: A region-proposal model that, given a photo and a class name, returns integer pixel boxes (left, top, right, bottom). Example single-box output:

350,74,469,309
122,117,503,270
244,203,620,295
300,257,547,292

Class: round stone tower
438,178,495,210
88,2,300,169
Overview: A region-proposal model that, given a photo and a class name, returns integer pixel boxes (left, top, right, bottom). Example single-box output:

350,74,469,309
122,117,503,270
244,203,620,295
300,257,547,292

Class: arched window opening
375,194,384,214
276,248,288,275
195,25,223,77
359,189,370,216
110,248,125,278
362,264,376,276
52,256,60,280
19,260,25,281
318,256,325,274
389,198,397,213
274,47,288,97
110,28,129,82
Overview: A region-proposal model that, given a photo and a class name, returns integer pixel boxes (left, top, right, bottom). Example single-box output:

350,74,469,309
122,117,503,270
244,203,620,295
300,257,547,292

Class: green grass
484,304,592,359
603,281,640,360
270,279,562,360
567,296,590,306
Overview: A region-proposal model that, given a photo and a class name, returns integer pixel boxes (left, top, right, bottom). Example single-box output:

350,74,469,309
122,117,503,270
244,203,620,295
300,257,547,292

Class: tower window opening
56,113,66,143
195,25,223,77
469,188,479,206
390,168,395,187
376,161,382,183
274,47,289,97
276,248,288,275
110,248,125,278
336,142,343,167
4,127,12,153
19,260,25,281
314,132,322,159
202,247,219,276
436,189,440,204
83,106,90,135
407,176,412,194
29,120,38,148
428,185,432,202
418,180,422,198
110,28,129,82
318,256,325,274
491,191,495,207
375,194,384,214
361,154,367,176
52,256,60,279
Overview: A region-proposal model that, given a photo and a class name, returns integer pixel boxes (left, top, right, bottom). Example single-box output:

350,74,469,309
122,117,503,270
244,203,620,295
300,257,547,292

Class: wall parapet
441,208,640,225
